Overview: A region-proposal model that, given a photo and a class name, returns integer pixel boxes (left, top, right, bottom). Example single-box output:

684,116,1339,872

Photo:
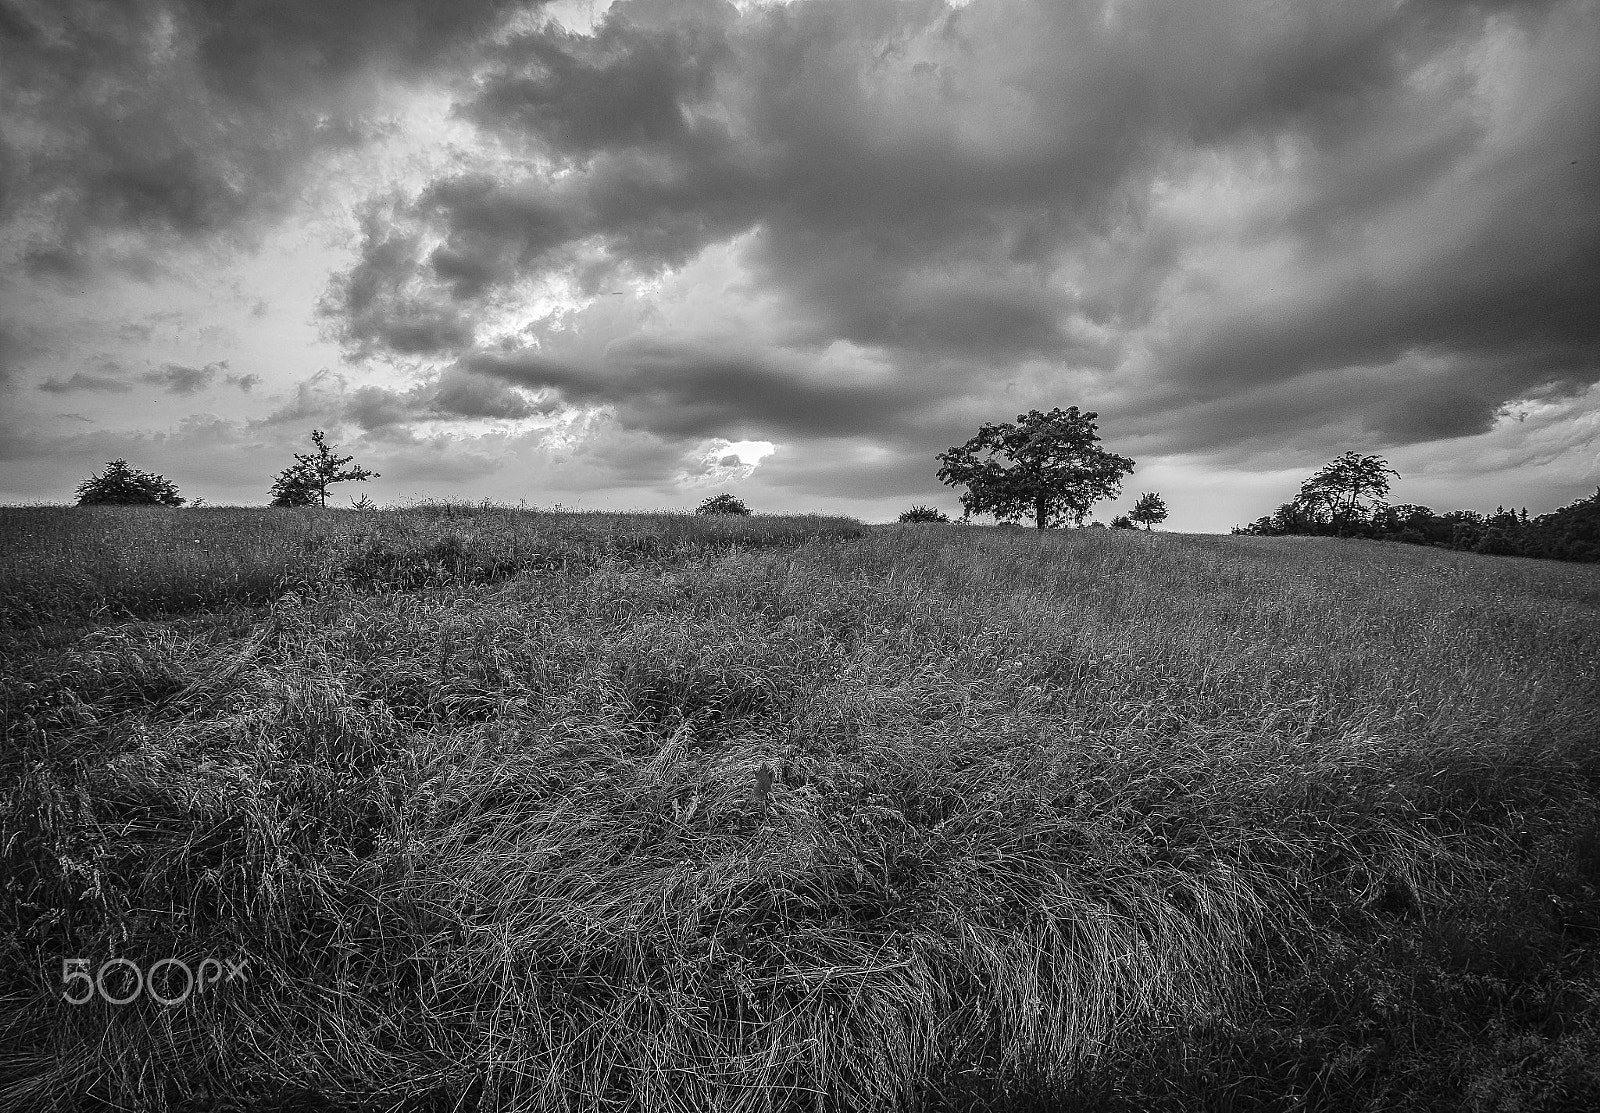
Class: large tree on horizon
936,408,1136,530
1297,451,1400,533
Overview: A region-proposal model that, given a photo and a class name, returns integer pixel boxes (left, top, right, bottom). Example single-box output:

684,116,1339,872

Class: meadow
3,504,1599,1112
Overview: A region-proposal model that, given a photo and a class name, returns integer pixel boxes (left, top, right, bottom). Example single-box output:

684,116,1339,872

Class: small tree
1110,514,1137,530
897,505,949,523
936,407,1135,530
271,430,378,508
696,493,752,516
76,460,185,506
1129,491,1168,530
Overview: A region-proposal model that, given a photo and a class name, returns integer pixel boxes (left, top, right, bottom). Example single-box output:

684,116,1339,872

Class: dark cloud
461,0,737,161
140,360,229,395
5,0,1598,519
256,368,351,426
469,339,925,439
344,385,417,430
303,0,1598,481
38,371,132,394
0,0,553,275
319,204,479,357
431,367,541,420
180,0,535,103
342,371,541,430
256,366,539,432
22,245,93,284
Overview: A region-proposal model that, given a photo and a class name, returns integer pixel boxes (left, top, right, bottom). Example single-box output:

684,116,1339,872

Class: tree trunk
1035,494,1047,531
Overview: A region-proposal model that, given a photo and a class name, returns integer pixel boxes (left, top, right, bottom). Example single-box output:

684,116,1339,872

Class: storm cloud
311,0,1600,468
3,0,1597,520
1,0,550,274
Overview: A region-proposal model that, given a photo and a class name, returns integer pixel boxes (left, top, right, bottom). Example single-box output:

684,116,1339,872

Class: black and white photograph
2,0,1598,1109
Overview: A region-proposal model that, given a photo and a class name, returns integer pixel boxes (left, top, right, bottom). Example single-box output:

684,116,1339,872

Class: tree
1129,491,1168,530
269,463,322,507
1374,503,1435,532
936,407,1135,530
271,430,378,508
1298,452,1399,534
696,493,752,516
1525,487,1600,563
897,505,949,523
1110,514,1137,530
1234,499,1326,536
1230,479,1599,564
76,460,185,506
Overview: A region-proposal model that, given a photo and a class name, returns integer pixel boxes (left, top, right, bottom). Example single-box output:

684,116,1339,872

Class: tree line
66,415,1596,564
1233,451,1600,564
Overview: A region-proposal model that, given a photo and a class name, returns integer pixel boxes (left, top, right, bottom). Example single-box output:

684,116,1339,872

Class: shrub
75,460,185,506
898,505,950,523
1110,514,1137,530
696,493,753,516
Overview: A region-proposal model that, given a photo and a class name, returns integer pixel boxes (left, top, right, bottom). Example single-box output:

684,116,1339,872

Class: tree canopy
76,460,185,506
1129,492,1168,530
1297,452,1400,533
271,430,378,508
936,407,1135,530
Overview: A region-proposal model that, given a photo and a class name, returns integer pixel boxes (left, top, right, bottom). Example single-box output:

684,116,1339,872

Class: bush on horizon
74,460,185,507
695,492,753,516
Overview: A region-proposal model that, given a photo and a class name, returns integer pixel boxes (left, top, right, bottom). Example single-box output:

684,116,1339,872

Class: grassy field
3,504,1599,1112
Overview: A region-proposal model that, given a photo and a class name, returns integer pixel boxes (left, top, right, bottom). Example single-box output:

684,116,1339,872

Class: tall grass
0,505,865,638
2,510,1598,1111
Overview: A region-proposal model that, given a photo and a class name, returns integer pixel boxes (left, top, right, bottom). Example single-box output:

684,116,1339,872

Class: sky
2,0,1598,531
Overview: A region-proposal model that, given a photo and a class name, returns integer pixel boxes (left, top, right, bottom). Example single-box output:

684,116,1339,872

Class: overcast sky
3,0,1597,530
